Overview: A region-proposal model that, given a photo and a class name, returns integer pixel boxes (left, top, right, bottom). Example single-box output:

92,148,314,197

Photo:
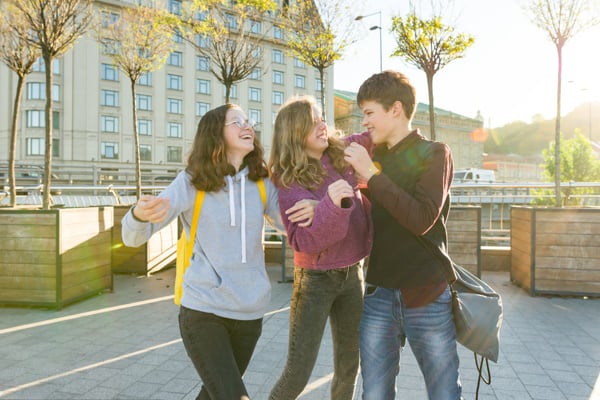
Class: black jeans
178,306,262,400
269,263,364,400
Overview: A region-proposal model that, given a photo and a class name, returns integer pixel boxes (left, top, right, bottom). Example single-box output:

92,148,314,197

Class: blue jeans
269,263,364,400
359,285,461,400
179,306,262,400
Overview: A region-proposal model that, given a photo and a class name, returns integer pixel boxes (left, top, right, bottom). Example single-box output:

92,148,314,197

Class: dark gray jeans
178,306,262,400
269,263,364,400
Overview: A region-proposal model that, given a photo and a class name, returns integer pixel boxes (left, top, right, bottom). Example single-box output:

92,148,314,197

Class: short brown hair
186,104,267,192
357,70,416,120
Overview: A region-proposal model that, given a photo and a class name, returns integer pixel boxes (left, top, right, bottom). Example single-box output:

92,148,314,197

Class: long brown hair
186,104,267,191
268,96,346,189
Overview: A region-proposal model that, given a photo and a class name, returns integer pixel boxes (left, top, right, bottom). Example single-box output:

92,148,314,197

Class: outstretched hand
285,199,318,227
133,195,170,223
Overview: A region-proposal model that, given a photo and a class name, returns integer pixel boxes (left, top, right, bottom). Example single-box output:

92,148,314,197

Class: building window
168,51,183,67
174,29,183,43
226,14,237,29
167,146,182,163
196,102,210,117
139,144,152,161
26,83,60,101
295,74,306,88
272,49,284,64
167,98,183,114
197,56,209,71
137,119,152,136
249,87,261,102
101,63,119,81
136,94,152,111
249,67,261,80
273,25,284,39
138,72,152,86
101,90,119,107
196,79,211,94
167,122,183,138
167,74,183,90
294,57,305,68
26,138,44,155
25,138,59,157
101,142,119,159
26,110,44,127
31,58,60,73
273,91,284,105
168,0,182,15
315,78,323,91
224,84,237,99
196,34,210,48
101,115,119,133
249,109,261,124
272,70,284,85
249,20,261,34
101,11,119,28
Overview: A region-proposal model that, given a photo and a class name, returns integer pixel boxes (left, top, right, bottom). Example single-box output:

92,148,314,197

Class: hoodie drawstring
226,174,248,263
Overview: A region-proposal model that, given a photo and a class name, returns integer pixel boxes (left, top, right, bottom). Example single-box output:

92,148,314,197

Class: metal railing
451,182,600,246
3,182,600,247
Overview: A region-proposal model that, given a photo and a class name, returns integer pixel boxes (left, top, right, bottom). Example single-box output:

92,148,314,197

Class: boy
343,70,462,400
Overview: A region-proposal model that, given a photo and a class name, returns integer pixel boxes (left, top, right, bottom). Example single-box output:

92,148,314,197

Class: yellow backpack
174,179,266,305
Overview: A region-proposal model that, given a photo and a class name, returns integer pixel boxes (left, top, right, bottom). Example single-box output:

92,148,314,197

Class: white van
453,168,495,184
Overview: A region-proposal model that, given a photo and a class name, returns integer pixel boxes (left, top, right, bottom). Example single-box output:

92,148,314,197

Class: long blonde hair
268,96,346,189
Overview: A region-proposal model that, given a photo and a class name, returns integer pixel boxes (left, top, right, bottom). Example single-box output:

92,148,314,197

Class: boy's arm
368,142,453,235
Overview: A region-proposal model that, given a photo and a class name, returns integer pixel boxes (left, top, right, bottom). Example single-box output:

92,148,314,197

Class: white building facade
0,0,333,183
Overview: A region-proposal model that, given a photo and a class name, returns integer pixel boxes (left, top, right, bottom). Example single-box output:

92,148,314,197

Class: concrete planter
111,205,178,275
0,207,114,308
511,206,600,296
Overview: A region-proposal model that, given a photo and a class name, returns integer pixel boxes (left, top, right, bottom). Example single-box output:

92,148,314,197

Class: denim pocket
365,283,378,297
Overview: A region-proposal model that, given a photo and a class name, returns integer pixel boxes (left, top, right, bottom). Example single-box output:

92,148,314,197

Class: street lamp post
355,11,382,72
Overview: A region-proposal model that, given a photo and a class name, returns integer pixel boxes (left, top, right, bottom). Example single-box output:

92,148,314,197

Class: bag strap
257,178,266,210
188,191,205,242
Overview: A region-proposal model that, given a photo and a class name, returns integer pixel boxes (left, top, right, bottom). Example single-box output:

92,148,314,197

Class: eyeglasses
225,119,257,130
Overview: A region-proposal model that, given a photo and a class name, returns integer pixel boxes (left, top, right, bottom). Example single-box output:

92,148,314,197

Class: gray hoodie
122,167,284,320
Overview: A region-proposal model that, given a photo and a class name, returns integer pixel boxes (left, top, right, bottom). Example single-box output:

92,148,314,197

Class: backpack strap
257,178,266,209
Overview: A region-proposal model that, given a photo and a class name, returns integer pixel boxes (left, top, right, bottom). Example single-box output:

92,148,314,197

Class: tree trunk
319,68,326,121
42,52,54,210
9,75,25,208
427,72,436,141
554,44,563,207
131,79,142,200
225,82,231,104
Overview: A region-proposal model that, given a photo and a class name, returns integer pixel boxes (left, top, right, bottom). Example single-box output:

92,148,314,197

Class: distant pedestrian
268,95,373,400
344,70,461,400
121,103,315,400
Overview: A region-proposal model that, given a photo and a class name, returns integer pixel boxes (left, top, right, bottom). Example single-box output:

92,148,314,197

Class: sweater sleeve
121,171,196,247
367,142,453,236
278,183,354,254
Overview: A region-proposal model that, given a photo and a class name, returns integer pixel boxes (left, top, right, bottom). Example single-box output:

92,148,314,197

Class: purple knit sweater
277,132,373,270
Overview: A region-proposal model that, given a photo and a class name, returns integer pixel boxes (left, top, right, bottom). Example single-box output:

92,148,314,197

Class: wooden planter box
511,206,600,296
0,207,114,308
112,205,178,275
448,206,481,277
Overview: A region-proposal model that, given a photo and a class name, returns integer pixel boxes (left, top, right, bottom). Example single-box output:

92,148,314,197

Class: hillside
484,102,600,156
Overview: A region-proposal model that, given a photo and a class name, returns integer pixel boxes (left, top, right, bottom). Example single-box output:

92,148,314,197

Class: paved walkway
0,265,598,400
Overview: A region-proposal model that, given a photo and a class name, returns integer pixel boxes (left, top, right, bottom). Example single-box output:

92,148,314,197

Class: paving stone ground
0,265,598,400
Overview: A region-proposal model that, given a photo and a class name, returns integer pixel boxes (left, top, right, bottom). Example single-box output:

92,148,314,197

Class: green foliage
534,131,600,205
390,14,474,75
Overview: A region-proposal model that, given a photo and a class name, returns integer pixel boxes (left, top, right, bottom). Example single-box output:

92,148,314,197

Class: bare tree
97,3,174,200
390,1,474,141
281,0,358,120
526,0,599,206
8,0,92,209
175,0,276,104
0,4,41,208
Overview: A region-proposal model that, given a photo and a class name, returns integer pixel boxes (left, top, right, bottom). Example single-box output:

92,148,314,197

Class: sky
333,0,600,128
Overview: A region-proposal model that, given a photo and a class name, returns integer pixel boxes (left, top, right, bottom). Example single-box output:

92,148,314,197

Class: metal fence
3,182,600,247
